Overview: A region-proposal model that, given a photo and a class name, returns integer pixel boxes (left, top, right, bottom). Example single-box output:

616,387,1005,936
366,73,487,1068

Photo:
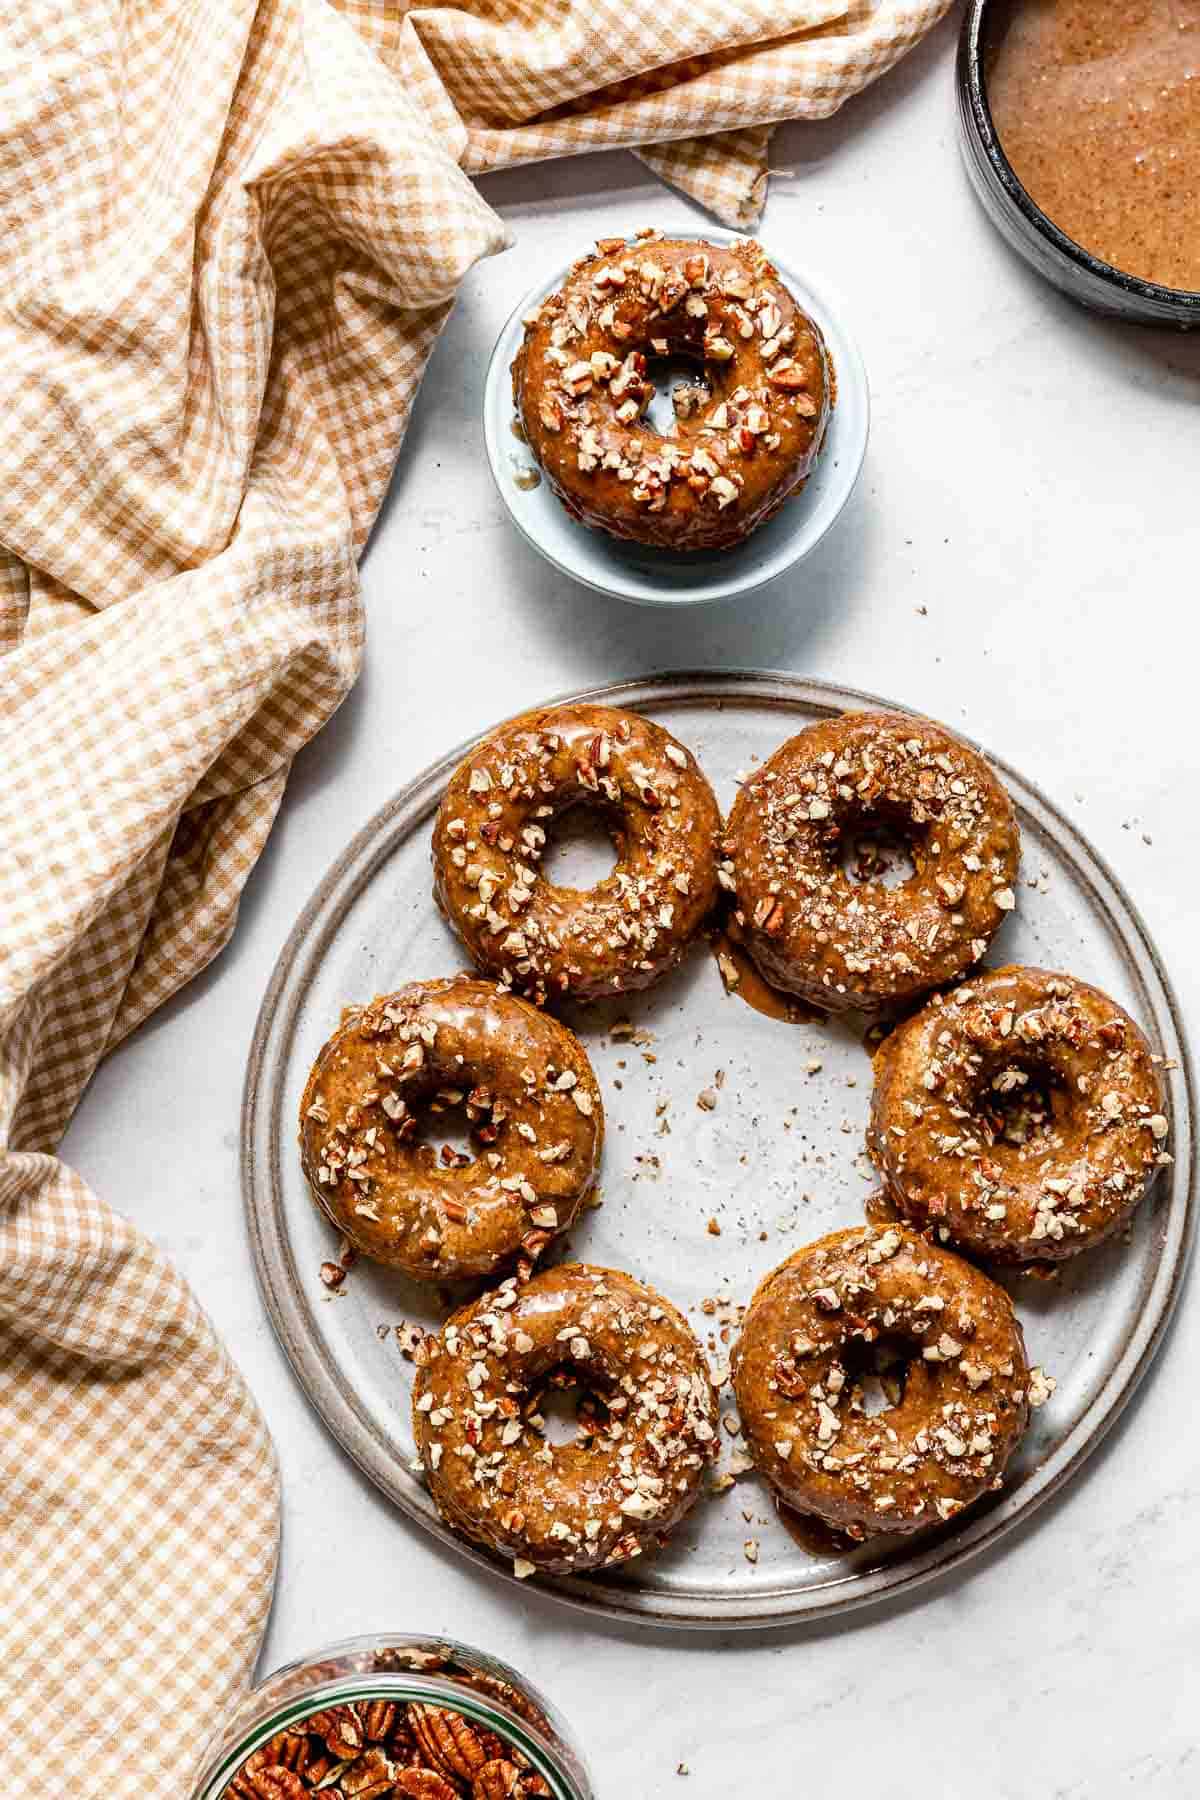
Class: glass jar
956,0,1200,328
190,1634,594,1800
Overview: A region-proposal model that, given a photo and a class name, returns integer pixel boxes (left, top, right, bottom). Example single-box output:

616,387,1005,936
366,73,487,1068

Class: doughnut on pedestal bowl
484,232,870,607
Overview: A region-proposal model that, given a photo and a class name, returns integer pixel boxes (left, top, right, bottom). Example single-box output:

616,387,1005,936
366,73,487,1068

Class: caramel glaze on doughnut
412,1264,719,1577
433,704,721,1003
732,1226,1032,1537
725,712,1021,1014
512,232,832,551
868,965,1170,1263
299,978,603,1283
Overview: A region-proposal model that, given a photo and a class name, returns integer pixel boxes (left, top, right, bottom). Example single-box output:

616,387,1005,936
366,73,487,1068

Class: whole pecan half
394,1773,462,1800
228,1768,307,1800
261,1733,310,1774
340,1748,397,1798
356,1699,400,1742
388,1720,423,1768
473,1760,524,1798
228,1751,282,1796
306,1706,364,1761
408,1705,491,1781
463,1673,551,1737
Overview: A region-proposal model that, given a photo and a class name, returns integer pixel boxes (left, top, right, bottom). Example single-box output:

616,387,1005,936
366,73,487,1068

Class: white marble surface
62,18,1200,1798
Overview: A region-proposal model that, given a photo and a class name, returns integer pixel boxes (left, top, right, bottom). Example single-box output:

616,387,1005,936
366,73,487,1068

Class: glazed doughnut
724,711,1021,1013
433,704,721,1002
299,978,603,1282
412,1264,718,1576
868,965,1170,1262
732,1225,1032,1537
512,231,832,550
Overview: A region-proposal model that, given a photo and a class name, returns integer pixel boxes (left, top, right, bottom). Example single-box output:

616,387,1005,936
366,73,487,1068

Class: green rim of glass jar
192,1655,590,1800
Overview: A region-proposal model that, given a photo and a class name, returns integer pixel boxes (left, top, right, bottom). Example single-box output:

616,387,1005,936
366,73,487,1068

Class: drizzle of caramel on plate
709,917,827,1025
863,1188,903,1227
774,1497,864,1558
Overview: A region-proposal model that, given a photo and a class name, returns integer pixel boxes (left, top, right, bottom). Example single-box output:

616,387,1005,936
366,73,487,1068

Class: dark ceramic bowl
957,0,1200,329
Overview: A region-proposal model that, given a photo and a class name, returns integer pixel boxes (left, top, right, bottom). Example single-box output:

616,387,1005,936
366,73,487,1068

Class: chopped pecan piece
766,361,809,390
752,895,784,934
561,361,594,394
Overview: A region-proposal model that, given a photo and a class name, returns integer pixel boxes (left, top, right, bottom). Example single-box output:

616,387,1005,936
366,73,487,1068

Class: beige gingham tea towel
0,1,949,1791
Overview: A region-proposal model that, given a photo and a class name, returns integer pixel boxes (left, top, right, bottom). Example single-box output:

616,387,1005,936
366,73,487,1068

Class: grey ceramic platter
242,673,1195,1629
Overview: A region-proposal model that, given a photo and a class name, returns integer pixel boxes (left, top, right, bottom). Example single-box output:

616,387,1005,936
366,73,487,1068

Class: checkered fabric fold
0,1,949,1791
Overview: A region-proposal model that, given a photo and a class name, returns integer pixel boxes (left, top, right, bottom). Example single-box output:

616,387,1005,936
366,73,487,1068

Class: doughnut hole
388,1076,505,1176
510,1344,638,1501
616,349,727,439
670,376,711,426
836,1330,910,1414
409,1090,479,1170
531,1370,616,1448
839,816,920,891
620,355,704,434
538,800,621,891
981,1061,1066,1150
835,1328,941,1429
969,1048,1076,1171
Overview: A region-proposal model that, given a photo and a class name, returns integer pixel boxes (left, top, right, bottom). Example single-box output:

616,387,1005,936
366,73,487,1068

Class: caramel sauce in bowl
958,0,1200,325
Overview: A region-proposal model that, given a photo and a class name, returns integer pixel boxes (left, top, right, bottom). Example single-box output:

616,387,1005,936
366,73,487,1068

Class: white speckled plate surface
482,235,870,606
243,674,1195,1628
